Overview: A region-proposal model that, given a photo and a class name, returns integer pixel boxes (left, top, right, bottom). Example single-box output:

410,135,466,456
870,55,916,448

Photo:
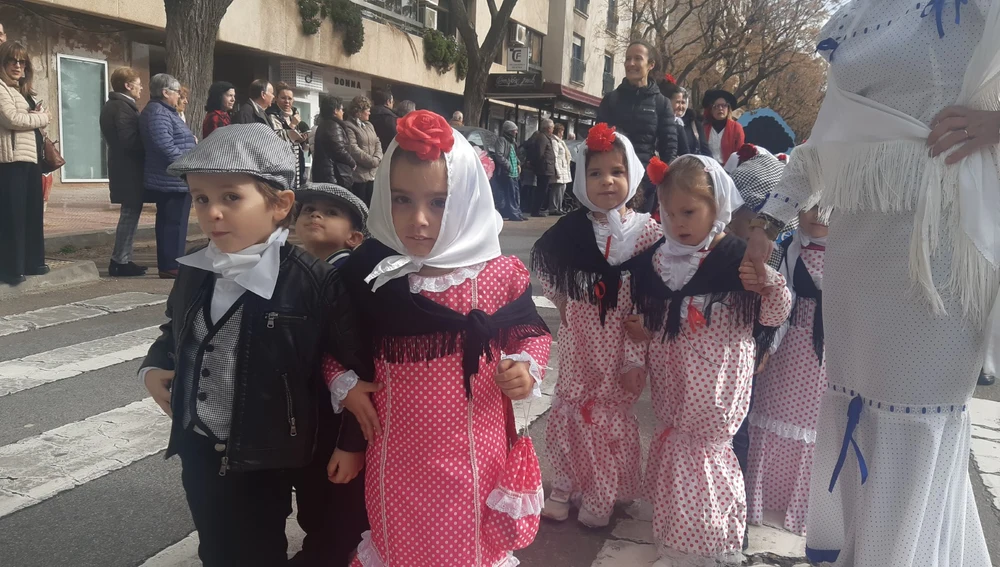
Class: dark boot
979,370,996,386
109,260,148,277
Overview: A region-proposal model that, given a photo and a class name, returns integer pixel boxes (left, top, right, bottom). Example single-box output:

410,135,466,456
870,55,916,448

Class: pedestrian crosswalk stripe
0,292,166,338
533,296,557,310
0,327,160,397
0,398,170,518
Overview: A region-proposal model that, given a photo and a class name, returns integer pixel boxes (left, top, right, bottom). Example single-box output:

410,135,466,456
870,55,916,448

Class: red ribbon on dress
581,399,597,425
687,302,706,331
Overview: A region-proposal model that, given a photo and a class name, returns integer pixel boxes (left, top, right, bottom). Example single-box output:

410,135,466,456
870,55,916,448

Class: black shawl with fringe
343,239,550,398
530,208,624,325
623,234,778,356
792,257,824,364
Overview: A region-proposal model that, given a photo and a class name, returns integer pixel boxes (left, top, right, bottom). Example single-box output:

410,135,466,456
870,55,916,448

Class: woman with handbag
0,41,49,286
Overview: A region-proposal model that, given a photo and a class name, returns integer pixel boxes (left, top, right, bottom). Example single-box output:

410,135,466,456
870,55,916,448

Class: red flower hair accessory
736,143,758,165
664,73,677,84
395,110,455,161
646,156,669,185
776,153,789,163
586,123,617,153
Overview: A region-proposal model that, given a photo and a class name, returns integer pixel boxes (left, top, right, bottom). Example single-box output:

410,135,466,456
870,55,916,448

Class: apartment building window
606,0,619,32
574,0,589,15
603,53,616,94
510,25,545,70
571,35,586,85
57,54,108,181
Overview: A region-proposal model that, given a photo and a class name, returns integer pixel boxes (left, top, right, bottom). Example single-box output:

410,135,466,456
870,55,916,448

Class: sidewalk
44,186,157,237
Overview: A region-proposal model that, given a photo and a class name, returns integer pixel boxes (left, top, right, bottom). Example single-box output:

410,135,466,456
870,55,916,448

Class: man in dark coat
232,79,274,126
369,87,397,153
99,67,148,277
526,119,557,217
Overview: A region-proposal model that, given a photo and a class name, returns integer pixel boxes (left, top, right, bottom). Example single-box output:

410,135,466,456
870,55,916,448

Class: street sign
506,47,528,72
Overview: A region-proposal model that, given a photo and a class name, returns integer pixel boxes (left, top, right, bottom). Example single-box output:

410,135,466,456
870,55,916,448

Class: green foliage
423,29,465,80
455,42,468,80
297,0,364,55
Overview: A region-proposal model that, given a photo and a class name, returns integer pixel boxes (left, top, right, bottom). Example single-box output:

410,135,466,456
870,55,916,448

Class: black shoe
109,261,148,277
25,264,50,276
1,274,26,286
743,524,750,551
979,371,996,386
532,212,548,218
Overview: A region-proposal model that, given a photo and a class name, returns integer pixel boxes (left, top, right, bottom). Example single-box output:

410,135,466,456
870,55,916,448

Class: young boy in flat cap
139,123,373,566
294,183,368,269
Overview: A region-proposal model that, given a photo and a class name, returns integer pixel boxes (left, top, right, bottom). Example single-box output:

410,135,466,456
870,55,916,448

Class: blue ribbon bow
829,395,869,493
816,38,840,62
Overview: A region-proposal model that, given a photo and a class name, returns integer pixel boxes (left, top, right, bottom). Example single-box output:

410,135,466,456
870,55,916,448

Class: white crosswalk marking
0,398,170,518
0,292,166,338
533,295,557,310
0,327,160,397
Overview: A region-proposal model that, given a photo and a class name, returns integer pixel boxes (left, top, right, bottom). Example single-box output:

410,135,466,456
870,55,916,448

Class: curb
0,260,100,300
44,222,203,255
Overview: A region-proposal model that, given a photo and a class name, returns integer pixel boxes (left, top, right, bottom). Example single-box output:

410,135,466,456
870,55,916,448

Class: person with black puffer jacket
312,94,357,188
597,39,678,213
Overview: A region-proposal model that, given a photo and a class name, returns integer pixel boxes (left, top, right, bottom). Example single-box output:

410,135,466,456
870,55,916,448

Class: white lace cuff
749,411,817,444
355,531,385,567
486,485,544,520
329,371,359,414
501,352,543,398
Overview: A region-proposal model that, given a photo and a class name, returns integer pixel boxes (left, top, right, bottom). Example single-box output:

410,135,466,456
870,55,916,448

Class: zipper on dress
281,373,297,436
265,312,308,329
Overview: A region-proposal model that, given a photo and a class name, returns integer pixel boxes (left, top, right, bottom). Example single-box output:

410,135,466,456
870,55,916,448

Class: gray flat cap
167,123,297,190
296,182,369,229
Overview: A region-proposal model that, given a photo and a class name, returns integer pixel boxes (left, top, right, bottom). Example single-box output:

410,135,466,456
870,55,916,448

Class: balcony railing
603,73,616,95
571,58,586,85
351,0,426,33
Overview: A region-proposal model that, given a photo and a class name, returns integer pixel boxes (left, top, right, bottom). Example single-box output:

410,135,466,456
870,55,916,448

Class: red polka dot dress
541,216,661,521
746,245,826,535
324,256,552,567
632,247,792,563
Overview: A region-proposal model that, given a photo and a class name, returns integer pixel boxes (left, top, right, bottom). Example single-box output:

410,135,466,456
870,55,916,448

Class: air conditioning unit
278,61,324,92
513,24,527,46
423,6,438,30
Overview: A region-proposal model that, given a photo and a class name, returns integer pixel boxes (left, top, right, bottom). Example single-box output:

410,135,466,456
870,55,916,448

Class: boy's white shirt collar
177,227,289,300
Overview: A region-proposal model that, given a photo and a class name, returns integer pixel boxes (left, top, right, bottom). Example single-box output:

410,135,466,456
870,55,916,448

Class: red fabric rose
586,123,617,153
776,153,789,163
664,73,677,84
736,143,758,165
395,110,456,161
646,156,669,185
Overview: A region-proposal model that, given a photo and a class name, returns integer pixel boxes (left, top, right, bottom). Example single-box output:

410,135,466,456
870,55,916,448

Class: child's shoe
577,506,610,528
541,490,571,521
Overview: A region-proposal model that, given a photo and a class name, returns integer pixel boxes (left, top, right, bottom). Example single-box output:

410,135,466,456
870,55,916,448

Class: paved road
0,219,997,566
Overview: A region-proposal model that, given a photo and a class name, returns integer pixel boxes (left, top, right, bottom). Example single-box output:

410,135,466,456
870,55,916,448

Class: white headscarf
656,154,744,288
572,131,645,242
365,131,504,291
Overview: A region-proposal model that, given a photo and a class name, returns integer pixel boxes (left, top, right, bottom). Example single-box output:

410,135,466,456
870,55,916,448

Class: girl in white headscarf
622,155,792,567
531,124,662,528
321,110,552,567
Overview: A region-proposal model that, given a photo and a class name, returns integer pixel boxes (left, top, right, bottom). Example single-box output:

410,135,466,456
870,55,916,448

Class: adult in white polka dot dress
744,1,1000,565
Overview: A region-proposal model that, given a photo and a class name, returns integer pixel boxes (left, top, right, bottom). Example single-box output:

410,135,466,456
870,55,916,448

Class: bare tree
751,52,827,139
164,0,234,136
450,0,519,126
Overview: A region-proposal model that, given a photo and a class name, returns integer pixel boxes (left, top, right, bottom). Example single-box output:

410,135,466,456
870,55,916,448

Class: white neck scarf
657,155,744,288
572,132,645,242
177,227,288,300
365,132,504,291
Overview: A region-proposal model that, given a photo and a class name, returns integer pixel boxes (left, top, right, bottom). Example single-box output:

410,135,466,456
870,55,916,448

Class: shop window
296,97,315,168
57,55,108,181
571,35,586,85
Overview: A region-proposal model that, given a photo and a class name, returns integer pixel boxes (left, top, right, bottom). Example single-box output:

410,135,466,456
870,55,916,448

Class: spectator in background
449,110,464,128
567,132,576,140
369,86,397,152
395,99,416,117
343,95,382,205
311,94,356,187
139,73,197,279
202,80,235,139
100,66,148,277
492,120,525,221
527,118,556,217
550,123,572,216
268,81,309,186
0,41,48,286
702,89,745,164
233,79,274,126
176,86,190,124
0,22,7,44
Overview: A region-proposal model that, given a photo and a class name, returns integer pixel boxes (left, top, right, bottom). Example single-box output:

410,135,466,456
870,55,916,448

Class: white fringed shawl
794,0,1000,326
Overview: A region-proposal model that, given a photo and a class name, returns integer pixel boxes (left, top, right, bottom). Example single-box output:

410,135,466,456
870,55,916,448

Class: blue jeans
152,191,192,272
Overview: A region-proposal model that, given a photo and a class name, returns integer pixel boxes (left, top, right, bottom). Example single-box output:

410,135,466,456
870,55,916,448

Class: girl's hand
624,315,651,343
928,107,1000,165
739,260,773,295
495,359,535,400
327,449,365,484
755,352,771,375
620,367,646,396
342,381,384,442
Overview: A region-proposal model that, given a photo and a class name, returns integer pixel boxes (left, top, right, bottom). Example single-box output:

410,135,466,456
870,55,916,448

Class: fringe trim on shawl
529,247,621,321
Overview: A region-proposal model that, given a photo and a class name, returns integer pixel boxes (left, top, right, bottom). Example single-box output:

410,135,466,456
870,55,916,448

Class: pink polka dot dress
746,245,826,535
542,217,661,521
630,249,792,563
324,256,551,567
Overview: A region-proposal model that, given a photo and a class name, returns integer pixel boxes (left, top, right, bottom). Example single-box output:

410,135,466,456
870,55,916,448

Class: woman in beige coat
343,95,383,205
0,41,49,286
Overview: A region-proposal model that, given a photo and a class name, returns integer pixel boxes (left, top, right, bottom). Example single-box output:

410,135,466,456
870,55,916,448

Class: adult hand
928,107,1000,165
744,227,775,287
494,359,535,400
144,369,175,417
342,381,384,442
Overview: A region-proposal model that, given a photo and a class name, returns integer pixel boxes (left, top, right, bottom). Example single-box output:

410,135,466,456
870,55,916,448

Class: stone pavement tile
44,187,159,237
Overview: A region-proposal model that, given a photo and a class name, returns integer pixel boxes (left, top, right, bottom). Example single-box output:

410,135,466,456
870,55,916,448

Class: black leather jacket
312,116,357,187
143,244,373,472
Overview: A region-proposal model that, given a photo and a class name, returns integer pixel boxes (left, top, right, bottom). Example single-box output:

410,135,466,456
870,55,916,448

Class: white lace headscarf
365,131,504,291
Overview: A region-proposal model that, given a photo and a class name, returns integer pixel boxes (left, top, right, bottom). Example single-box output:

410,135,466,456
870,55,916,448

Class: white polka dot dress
787,2,998,566
326,256,552,567
633,250,792,562
541,217,661,521
746,246,827,535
